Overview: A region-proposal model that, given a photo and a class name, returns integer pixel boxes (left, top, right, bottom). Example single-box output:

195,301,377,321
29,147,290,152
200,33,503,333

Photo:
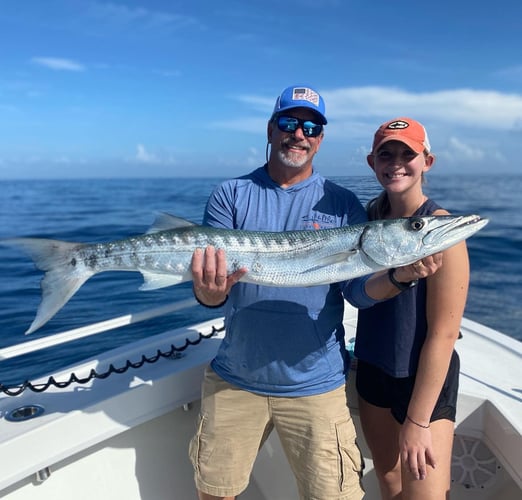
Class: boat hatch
4,404,45,422
452,434,502,489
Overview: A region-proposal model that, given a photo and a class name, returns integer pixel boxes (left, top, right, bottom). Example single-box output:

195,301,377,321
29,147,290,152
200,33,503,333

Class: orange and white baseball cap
371,117,431,154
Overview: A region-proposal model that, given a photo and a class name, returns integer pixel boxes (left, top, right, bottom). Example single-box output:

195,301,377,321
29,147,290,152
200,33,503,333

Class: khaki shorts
189,367,364,499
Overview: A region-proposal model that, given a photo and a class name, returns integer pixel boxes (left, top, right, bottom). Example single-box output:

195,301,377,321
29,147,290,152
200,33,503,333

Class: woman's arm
364,253,443,301
400,237,470,478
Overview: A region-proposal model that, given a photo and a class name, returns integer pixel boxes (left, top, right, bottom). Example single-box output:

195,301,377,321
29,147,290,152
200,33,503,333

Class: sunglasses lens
278,116,299,133
302,121,322,137
277,116,322,137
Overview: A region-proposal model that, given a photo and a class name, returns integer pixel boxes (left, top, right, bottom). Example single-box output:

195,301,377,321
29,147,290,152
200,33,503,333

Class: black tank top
354,198,442,377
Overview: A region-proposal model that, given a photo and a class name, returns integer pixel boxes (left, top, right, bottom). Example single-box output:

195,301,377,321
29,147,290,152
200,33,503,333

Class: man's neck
266,162,313,188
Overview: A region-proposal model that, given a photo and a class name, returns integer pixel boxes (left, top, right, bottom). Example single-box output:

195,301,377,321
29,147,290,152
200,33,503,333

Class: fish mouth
423,215,488,248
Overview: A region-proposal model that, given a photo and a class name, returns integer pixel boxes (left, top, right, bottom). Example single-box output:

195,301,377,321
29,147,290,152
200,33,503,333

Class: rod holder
36,467,51,483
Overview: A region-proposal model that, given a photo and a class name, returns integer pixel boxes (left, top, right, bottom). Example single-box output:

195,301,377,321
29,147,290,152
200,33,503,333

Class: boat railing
0,298,198,362
0,298,226,396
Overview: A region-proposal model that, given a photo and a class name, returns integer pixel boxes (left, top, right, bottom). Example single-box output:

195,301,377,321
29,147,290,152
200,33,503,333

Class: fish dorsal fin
146,212,197,234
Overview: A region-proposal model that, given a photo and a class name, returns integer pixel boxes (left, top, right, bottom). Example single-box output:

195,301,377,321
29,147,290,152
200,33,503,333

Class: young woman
355,118,469,499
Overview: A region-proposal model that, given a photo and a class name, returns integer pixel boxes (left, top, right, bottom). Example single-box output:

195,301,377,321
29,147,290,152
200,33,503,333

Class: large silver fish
3,213,488,334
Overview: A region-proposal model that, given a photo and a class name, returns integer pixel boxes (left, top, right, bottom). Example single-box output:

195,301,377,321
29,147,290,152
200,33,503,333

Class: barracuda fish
3,213,488,334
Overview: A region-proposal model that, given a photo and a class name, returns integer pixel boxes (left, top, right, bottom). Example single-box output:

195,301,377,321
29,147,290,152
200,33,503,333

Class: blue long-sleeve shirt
204,166,372,396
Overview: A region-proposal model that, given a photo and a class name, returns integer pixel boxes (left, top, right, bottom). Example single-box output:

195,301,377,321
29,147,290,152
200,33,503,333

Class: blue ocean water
0,175,520,387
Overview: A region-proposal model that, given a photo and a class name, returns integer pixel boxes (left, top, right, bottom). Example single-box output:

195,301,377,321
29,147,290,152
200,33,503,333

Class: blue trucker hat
271,85,327,124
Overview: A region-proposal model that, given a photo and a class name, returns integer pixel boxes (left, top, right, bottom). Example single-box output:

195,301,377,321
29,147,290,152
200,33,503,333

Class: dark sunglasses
276,116,323,138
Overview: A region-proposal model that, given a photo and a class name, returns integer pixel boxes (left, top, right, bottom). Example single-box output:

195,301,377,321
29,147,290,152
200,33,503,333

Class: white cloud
211,117,268,134
446,137,486,161
322,87,522,130
494,65,522,82
236,94,274,114
246,146,262,166
87,2,202,32
31,57,85,72
134,144,176,166
136,144,159,164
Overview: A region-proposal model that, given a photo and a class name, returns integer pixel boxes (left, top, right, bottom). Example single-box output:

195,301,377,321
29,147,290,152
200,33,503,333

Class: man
188,85,439,500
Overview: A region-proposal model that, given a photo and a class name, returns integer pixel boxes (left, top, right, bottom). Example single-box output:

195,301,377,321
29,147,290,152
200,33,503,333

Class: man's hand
191,246,247,306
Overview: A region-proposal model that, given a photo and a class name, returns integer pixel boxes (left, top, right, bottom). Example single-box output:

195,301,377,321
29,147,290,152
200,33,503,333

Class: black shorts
355,350,459,424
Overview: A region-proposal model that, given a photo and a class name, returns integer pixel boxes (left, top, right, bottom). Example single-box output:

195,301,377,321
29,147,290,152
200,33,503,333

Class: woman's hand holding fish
191,246,247,307
395,252,443,283
364,252,444,301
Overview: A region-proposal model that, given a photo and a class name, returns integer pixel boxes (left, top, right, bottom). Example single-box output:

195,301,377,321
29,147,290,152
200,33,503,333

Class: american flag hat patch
291,87,320,106
272,85,327,124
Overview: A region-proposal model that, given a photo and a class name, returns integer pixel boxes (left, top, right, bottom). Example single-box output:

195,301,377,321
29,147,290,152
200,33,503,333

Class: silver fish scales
2,213,488,334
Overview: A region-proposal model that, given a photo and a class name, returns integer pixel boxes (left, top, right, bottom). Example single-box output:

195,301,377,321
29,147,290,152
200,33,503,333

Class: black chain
0,324,224,397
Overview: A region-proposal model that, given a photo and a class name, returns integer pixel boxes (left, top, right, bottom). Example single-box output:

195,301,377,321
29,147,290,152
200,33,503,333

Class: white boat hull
0,306,520,499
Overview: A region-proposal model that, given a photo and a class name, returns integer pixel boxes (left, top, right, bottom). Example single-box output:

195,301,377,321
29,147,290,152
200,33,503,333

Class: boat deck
0,305,520,499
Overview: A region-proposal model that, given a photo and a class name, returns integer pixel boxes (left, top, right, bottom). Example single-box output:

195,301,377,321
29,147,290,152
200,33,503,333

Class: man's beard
277,142,310,168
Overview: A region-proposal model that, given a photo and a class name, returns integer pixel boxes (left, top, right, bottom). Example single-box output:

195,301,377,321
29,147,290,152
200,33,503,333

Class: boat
0,300,520,499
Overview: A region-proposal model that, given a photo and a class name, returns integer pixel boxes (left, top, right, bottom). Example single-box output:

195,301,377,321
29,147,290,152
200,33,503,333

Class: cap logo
292,87,319,106
387,120,409,130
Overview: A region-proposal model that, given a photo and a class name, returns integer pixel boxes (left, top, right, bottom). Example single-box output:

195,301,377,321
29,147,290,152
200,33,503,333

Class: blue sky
1,0,521,179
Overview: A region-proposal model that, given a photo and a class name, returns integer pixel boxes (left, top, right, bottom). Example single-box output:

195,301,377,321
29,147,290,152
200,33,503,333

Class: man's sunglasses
276,116,323,138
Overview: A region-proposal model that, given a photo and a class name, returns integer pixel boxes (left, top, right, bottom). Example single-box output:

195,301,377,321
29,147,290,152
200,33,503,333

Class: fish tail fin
3,238,94,334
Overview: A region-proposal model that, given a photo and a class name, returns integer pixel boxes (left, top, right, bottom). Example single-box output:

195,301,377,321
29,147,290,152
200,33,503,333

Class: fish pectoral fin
146,213,197,234
301,251,357,273
139,270,188,290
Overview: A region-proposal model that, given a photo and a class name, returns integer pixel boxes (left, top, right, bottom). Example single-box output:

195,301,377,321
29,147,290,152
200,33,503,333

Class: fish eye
409,217,425,231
